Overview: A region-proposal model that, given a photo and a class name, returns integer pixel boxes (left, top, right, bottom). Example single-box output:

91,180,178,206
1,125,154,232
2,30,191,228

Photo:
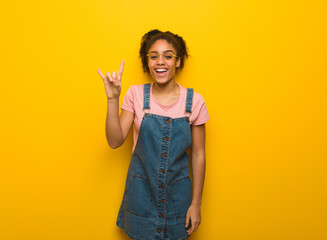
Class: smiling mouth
155,69,168,73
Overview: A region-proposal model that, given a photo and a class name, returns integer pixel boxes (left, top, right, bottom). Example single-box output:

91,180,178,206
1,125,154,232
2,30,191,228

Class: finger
191,222,197,232
191,220,199,233
185,215,190,228
112,71,117,80
187,222,196,236
97,68,106,80
106,72,113,82
187,227,194,235
117,60,125,80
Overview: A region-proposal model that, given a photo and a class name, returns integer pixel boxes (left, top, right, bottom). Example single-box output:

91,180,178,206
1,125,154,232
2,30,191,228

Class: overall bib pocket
125,175,152,217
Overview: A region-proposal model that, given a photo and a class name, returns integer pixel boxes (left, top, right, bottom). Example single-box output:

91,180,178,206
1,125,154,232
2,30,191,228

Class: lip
154,68,168,71
154,68,168,77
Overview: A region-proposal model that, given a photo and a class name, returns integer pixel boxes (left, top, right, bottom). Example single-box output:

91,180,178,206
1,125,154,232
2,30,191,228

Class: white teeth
156,69,167,73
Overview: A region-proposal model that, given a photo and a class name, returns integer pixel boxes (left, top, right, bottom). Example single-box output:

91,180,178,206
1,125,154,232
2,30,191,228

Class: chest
138,114,192,154
152,92,180,106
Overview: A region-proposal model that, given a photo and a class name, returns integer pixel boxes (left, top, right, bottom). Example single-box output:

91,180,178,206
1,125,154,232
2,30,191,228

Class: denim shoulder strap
143,83,151,110
185,88,194,113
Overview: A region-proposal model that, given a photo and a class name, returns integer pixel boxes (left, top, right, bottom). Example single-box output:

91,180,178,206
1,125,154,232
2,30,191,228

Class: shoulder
123,84,147,104
178,85,209,125
126,84,144,92
178,84,206,105
191,90,208,119
193,91,206,106
121,85,146,111
124,84,145,97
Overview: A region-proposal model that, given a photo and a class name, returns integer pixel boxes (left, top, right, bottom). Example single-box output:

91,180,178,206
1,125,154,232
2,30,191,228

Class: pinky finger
97,68,106,80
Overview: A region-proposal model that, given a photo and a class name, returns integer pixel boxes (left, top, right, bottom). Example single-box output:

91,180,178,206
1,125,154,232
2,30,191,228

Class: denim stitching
143,83,150,110
185,88,194,113
125,175,153,218
164,117,172,224
134,114,147,146
172,176,191,220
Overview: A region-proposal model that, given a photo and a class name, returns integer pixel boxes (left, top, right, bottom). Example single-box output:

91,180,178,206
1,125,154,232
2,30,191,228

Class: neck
152,80,178,96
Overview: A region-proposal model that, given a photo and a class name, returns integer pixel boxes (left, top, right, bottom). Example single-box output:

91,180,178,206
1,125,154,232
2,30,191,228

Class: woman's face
147,39,181,85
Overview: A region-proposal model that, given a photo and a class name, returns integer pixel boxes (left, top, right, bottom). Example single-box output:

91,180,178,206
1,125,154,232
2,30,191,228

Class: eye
149,54,158,60
164,55,173,60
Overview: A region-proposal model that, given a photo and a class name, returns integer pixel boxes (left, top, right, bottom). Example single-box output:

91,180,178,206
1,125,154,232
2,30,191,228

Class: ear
175,57,181,68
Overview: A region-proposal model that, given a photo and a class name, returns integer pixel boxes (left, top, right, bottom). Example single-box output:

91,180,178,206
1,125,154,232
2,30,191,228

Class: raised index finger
117,60,125,80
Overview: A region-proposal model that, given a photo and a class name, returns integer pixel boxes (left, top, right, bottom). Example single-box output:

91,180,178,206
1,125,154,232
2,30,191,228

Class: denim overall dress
117,84,194,240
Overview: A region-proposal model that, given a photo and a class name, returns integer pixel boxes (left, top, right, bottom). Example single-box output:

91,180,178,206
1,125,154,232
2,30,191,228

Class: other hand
185,204,201,235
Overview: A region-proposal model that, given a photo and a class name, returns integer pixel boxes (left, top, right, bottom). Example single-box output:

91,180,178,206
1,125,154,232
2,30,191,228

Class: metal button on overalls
117,84,194,240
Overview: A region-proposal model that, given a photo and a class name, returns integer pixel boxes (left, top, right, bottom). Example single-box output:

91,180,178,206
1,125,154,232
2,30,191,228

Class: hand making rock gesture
97,60,125,100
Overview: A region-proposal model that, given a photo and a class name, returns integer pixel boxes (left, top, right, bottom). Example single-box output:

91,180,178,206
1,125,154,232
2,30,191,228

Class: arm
185,123,206,235
105,102,134,148
97,60,134,149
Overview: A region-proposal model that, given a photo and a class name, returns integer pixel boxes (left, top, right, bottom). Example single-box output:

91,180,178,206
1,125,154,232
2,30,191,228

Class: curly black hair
139,29,189,73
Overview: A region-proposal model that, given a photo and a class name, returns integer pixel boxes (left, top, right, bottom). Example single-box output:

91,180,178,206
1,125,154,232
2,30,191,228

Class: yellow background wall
1,0,326,239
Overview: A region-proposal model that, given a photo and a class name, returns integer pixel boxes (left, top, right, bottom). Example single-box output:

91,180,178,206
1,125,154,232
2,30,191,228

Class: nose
156,54,165,64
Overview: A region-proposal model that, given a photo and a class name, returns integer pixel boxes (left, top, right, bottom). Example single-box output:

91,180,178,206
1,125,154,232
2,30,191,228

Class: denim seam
154,117,170,238
125,175,153,218
116,222,146,240
171,175,190,185
118,222,189,240
164,118,172,222
136,114,147,143
172,176,191,220
145,112,188,121
143,83,150,110
185,88,194,113
155,118,165,237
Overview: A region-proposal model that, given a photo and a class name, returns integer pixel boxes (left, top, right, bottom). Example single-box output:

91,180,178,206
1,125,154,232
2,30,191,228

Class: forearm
106,98,124,148
191,153,206,206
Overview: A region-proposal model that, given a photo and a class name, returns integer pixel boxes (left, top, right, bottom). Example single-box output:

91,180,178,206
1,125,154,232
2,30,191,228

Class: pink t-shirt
121,83,210,152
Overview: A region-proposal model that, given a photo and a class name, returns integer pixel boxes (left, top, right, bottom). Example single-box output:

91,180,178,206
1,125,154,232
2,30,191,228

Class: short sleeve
120,86,135,113
191,93,210,126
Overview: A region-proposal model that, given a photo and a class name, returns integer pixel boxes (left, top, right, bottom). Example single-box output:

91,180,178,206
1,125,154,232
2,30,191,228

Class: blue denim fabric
117,84,194,240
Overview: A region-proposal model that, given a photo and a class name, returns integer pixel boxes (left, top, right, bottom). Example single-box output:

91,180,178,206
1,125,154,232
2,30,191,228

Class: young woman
97,30,209,240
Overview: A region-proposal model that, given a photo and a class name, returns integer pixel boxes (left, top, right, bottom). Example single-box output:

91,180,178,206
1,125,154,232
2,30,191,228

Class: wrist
107,97,119,103
190,200,202,207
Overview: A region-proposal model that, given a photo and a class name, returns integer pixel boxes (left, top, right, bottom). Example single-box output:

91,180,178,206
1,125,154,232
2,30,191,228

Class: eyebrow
149,50,174,53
